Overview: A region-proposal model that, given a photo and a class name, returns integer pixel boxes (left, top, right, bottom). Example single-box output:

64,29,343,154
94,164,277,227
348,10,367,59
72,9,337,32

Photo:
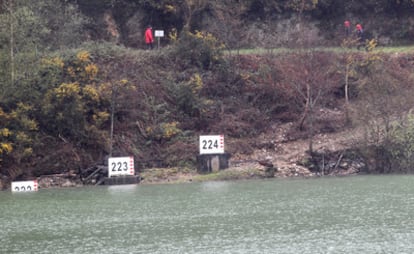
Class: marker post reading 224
199,135,224,154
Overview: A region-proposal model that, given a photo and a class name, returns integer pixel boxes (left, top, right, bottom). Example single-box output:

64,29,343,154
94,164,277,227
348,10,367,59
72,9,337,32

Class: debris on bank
37,172,82,188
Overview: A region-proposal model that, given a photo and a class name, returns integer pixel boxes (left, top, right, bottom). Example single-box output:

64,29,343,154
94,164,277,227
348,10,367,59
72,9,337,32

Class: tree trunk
308,98,314,154
299,83,311,130
109,90,115,157
344,62,350,124
9,0,15,85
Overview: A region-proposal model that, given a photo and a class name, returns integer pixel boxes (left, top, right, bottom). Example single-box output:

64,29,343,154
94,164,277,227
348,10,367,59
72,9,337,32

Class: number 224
202,140,218,150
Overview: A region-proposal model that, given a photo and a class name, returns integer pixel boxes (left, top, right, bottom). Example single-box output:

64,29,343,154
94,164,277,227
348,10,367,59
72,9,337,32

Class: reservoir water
1,175,414,253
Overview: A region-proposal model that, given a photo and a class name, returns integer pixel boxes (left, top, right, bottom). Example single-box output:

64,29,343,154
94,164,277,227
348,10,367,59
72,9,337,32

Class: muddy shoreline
1,160,362,191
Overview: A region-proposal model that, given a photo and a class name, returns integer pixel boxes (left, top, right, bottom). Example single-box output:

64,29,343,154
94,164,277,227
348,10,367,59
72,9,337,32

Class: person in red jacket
355,23,364,50
145,25,154,50
344,20,351,37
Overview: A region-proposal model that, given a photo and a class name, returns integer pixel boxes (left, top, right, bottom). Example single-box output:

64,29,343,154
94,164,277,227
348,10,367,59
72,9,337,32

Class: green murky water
1,175,414,253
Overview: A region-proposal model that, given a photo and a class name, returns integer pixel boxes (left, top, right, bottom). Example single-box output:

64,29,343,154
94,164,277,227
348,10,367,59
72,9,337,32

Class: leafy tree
97,78,137,156
0,0,88,103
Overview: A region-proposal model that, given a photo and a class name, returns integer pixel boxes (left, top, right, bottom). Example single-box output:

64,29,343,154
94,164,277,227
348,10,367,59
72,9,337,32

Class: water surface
1,175,413,253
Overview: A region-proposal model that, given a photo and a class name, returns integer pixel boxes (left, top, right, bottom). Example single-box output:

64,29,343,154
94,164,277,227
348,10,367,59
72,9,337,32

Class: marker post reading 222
11,180,38,192
199,135,224,154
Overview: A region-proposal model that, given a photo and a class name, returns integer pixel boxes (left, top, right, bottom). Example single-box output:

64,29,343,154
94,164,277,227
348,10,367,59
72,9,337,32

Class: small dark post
196,153,231,173
104,175,140,185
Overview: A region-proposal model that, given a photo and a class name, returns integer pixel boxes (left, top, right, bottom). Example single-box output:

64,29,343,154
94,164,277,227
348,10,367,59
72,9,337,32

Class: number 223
111,162,128,172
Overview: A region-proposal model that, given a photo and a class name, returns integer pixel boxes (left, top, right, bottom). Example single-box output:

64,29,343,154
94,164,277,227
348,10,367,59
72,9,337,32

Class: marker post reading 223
108,156,135,177
199,135,224,154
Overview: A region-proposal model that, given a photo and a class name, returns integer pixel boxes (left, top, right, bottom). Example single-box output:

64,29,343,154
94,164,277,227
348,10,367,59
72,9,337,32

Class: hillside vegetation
1,0,414,187
72,0,414,47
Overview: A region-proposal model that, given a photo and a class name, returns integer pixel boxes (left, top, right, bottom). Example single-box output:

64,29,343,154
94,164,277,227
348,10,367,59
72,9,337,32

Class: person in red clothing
355,23,364,50
356,24,363,32
344,20,351,37
145,25,154,50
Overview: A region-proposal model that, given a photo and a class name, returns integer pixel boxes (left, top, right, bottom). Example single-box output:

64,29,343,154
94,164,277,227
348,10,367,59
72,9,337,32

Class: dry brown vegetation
2,39,414,187
3,1,414,189
98,46,414,178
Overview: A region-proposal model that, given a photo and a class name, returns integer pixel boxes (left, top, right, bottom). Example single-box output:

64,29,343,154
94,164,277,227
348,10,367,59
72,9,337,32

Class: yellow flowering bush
0,104,38,168
366,39,378,52
173,30,224,69
164,4,176,13
92,111,110,127
193,30,225,50
84,63,99,80
38,51,114,149
63,51,99,82
189,73,203,94
41,57,64,68
146,122,182,141
0,143,13,154
169,72,211,118
161,122,181,139
76,50,91,63
0,127,13,155
67,66,76,78
82,85,100,102
10,103,38,131
53,82,81,99
0,128,12,137
97,79,136,104
169,28,178,42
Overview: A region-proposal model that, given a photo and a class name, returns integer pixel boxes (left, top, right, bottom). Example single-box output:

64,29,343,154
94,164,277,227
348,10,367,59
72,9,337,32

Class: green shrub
171,30,224,70
387,113,414,173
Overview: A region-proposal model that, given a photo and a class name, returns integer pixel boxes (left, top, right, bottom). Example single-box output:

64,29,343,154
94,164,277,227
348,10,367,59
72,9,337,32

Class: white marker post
108,156,135,177
197,135,229,173
11,180,38,192
199,135,225,154
154,30,164,49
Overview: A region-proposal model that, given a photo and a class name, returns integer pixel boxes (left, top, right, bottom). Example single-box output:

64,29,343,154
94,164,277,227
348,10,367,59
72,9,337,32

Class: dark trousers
345,27,350,37
356,32,364,50
147,43,153,50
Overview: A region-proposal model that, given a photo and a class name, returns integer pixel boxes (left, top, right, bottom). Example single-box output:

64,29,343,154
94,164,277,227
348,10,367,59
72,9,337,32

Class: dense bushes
75,0,414,47
349,52,414,173
2,0,414,181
